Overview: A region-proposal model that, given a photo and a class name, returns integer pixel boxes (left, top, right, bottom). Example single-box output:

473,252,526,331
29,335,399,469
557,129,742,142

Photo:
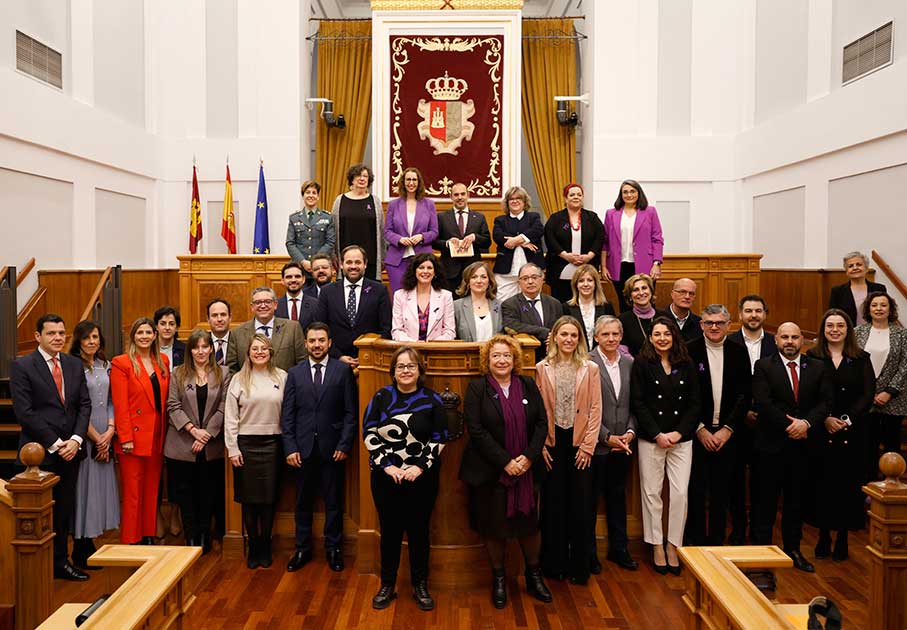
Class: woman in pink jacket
384,167,439,293
600,180,664,312
535,315,601,585
391,253,456,342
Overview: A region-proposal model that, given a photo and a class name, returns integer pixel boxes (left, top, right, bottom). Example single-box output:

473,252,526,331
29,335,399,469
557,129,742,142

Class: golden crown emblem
425,71,468,101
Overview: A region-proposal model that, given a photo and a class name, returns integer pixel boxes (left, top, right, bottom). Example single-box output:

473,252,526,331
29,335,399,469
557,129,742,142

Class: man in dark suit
275,261,320,331
686,305,752,546
752,322,832,572
226,287,307,372
726,294,777,544
587,315,638,572
316,245,392,368
657,277,701,343
434,182,491,288
303,253,334,299
501,263,563,359
11,314,91,580
282,322,357,573
828,251,886,326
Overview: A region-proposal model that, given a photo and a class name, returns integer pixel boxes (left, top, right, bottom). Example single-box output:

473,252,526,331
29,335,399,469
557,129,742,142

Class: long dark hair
401,253,447,291
69,320,107,367
613,179,649,210
173,328,223,389
812,309,861,360
638,316,691,365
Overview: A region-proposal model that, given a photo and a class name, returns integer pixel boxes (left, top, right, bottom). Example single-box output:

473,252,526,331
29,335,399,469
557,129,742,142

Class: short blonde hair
623,273,655,306
479,335,523,375
456,261,497,299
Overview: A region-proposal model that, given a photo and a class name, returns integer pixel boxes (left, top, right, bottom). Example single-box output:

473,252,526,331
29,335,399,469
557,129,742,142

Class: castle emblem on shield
417,71,476,155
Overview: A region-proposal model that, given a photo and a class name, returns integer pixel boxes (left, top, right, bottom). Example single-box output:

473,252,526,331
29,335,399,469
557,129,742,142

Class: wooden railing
15,258,35,287
80,266,113,323
872,249,907,304
0,266,17,378
79,266,124,357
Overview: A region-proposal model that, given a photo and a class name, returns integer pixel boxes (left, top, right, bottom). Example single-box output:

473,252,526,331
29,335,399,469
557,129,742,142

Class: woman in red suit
112,317,170,544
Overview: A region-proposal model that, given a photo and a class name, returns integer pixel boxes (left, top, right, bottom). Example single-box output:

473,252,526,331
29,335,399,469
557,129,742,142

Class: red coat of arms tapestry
389,35,504,199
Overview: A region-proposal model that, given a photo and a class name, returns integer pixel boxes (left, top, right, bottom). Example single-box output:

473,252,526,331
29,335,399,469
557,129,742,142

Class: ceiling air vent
843,21,893,85
16,30,63,89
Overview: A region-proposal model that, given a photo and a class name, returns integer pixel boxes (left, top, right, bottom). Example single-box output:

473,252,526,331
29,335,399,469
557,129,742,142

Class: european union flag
253,164,270,254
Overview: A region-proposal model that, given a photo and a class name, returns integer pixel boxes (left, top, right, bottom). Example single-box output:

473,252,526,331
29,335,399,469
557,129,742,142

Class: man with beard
276,261,320,330
282,322,357,572
726,295,776,544
304,253,335,299
752,322,832,572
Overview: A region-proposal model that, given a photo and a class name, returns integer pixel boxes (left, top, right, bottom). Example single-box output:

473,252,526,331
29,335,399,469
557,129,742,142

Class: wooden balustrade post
863,452,907,630
6,443,58,630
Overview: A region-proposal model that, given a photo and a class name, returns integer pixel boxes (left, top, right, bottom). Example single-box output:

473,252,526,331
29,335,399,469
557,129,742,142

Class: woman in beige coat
535,315,601,585
165,329,230,554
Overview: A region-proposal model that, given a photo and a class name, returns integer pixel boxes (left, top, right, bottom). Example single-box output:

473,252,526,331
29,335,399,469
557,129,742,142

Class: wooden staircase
0,378,17,479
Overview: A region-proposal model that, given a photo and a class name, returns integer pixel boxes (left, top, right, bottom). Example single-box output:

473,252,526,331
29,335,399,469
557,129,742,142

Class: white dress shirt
521,292,545,323
310,356,329,382
741,329,764,373
620,211,636,263
343,278,363,312
507,211,528,275
286,293,302,321
255,317,276,338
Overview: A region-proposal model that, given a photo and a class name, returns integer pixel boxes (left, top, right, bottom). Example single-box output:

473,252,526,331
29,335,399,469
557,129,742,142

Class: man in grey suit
226,287,307,373
587,315,638,572
501,263,563,359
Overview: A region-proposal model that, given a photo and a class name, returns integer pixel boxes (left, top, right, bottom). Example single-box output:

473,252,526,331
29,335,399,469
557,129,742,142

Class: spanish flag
221,163,237,254
188,165,202,253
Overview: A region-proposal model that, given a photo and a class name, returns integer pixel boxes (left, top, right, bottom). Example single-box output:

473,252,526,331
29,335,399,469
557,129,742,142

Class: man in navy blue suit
315,245,392,368
275,261,320,331
11,314,91,580
281,322,357,572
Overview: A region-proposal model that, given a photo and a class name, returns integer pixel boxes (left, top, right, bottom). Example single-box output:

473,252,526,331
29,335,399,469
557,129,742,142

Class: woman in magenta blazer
600,180,664,312
385,167,439,293
392,253,456,342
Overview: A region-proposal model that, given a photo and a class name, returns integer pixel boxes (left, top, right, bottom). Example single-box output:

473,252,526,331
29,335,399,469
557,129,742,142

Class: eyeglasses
672,290,696,297
519,274,542,281
395,363,418,372
702,321,729,328
251,299,276,307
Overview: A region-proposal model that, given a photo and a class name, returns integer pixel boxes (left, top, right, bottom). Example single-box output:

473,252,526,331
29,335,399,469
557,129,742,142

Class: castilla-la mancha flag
188,165,202,253
221,164,237,254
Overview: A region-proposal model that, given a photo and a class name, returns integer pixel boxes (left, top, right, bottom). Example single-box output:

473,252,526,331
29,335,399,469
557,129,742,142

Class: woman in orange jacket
111,317,170,544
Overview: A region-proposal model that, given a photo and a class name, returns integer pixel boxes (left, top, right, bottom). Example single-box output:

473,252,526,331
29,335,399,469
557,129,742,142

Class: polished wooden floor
53,524,869,630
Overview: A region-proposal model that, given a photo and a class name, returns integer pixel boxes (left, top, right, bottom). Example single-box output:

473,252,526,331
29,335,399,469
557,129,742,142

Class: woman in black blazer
805,309,875,561
562,264,615,350
828,251,886,326
630,316,700,575
492,186,545,302
460,334,552,609
544,184,604,302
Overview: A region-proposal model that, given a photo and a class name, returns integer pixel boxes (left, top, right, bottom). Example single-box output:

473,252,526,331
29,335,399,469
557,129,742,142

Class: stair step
0,424,20,433
0,450,18,462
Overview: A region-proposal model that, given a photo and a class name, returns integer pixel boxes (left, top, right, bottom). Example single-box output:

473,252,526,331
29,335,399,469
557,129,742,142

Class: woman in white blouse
855,291,907,479
562,264,615,350
454,261,503,342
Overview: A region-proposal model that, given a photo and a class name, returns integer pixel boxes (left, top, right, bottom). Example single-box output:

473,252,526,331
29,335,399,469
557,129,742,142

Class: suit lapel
33,352,64,408
632,209,646,240
594,353,618,402
138,360,158,409
185,378,201,423
771,354,797,404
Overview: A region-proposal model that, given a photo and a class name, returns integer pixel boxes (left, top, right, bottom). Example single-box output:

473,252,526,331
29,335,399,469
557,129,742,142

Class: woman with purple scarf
459,335,553,609
617,273,658,356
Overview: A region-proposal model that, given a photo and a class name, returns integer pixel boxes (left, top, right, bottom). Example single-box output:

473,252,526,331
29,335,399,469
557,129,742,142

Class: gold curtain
315,21,373,206
521,19,577,217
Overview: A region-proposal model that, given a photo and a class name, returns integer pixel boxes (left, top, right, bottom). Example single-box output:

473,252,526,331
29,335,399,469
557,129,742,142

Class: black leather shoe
372,584,397,610
607,549,639,571
525,567,553,603
287,550,313,572
589,556,602,575
412,581,435,611
327,548,344,572
55,562,89,581
246,538,260,570
491,570,506,609
786,549,815,573
258,537,273,568
141,536,155,545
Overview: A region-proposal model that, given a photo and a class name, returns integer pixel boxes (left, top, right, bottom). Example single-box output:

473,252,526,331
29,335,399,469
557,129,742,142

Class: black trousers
45,457,79,568
588,451,631,556
866,412,904,480
686,431,736,546
729,421,760,542
371,466,439,585
541,426,592,580
166,456,221,542
294,443,345,552
752,444,806,551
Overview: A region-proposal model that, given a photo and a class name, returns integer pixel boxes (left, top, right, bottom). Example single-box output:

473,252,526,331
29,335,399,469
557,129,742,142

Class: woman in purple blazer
385,167,439,293
392,253,456,342
600,180,664,312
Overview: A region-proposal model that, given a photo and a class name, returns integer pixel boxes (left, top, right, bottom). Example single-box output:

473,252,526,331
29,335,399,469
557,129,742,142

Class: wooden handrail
872,250,907,302
0,266,8,282
79,266,112,323
15,258,35,286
